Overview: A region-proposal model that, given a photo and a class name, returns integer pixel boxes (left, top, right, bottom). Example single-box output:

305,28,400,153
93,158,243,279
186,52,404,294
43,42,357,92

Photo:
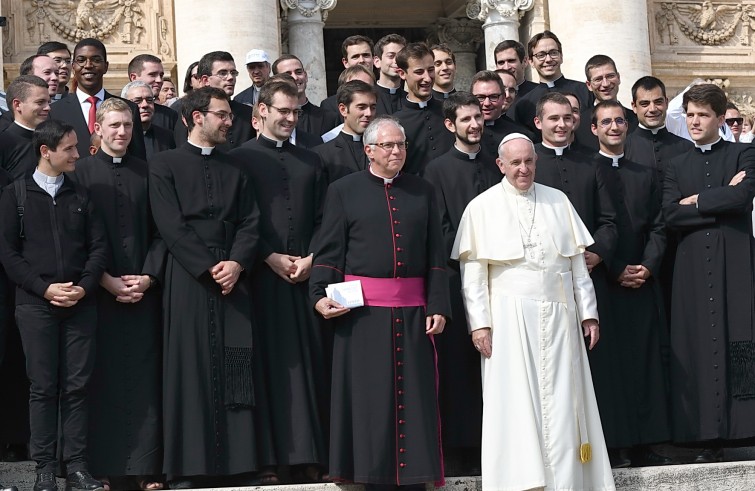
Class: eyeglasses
598,117,627,128
371,141,408,151
52,57,72,65
131,96,155,105
531,49,561,61
726,117,743,126
475,94,501,103
202,110,234,122
268,105,303,117
73,56,105,66
211,70,239,79
590,73,619,85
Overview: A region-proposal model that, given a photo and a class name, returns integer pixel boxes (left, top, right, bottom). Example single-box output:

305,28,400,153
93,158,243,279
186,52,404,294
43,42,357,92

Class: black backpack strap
14,179,26,239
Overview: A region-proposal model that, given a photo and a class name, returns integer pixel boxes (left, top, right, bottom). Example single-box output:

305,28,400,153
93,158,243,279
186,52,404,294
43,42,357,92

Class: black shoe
65,471,104,491
167,479,196,489
34,472,58,491
631,447,673,467
692,447,724,464
1,483,19,491
608,448,631,468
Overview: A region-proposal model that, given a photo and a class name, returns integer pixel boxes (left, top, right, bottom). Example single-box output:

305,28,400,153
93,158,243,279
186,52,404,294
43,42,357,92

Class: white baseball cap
245,49,270,65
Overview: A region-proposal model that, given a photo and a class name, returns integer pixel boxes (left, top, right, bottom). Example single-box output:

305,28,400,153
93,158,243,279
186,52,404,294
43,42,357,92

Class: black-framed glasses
598,117,627,128
531,49,561,61
211,70,239,79
268,105,303,117
131,96,155,105
202,110,234,122
475,94,501,103
590,73,619,85
371,141,408,151
726,117,743,126
73,56,105,66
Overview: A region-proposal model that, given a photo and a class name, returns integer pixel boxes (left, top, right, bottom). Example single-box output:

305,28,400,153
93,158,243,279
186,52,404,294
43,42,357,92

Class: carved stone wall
649,0,755,114
2,0,177,91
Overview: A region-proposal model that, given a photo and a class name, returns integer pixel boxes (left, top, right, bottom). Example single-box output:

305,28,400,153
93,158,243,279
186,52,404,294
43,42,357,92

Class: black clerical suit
517,79,538,99
594,152,670,448
432,88,456,101
573,105,637,151
0,122,36,179
375,84,405,115
152,103,178,132
49,93,147,160
394,98,455,175
293,129,323,150
663,140,755,442
423,145,500,455
481,115,535,159
144,124,176,160
149,143,261,479
231,136,328,467
511,76,593,136
172,99,254,152
299,100,339,139
319,93,340,121
0,176,107,475
310,170,451,485
73,150,166,477
313,131,369,183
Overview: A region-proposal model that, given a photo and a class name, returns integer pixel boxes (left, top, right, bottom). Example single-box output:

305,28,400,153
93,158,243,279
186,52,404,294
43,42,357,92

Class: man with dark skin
49,38,146,160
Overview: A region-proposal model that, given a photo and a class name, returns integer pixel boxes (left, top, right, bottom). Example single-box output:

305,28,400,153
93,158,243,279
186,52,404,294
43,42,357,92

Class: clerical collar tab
275,139,284,148
112,157,123,164
542,142,568,156
351,134,362,142
485,120,495,127
187,139,215,155
599,151,624,167
389,87,398,94
368,165,399,184
638,123,665,135
455,144,478,160
695,137,721,153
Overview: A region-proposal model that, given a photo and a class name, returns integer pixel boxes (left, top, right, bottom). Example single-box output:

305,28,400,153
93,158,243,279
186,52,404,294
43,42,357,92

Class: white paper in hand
325,280,364,309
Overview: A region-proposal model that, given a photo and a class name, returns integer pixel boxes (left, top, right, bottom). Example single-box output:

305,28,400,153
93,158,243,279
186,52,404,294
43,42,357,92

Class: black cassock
481,115,534,159
73,150,166,477
375,85,405,115
299,101,339,139
230,136,328,467
144,124,176,160
595,153,670,447
394,98,455,175
0,123,36,179
510,76,593,137
149,143,261,478
663,141,755,442
423,146,500,451
310,170,451,485
313,131,369,184
172,99,254,151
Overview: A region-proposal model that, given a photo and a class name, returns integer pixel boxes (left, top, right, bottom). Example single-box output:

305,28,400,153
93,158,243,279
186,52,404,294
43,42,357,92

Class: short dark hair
494,40,526,61
183,61,199,94
337,80,377,107
337,65,375,86
430,43,455,63
536,92,571,119
494,68,518,85
37,41,70,55
19,55,51,76
584,54,617,80
258,78,298,107
631,76,667,101
682,84,728,116
560,91,581,111
128,54,162,76
726,101,739,112
443,91,481,122
396,42,433,71
342,35,374,59
7,75,49,116
374,34,407,59
32,119,76,159
73,38,107,59
591,99,625,126
271,54,303,75
182,86,230,132
470,70,505,94
527,30,562,58
198,51,234,78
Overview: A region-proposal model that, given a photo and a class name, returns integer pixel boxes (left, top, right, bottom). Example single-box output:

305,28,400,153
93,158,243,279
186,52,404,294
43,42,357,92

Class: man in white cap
235,49,271,106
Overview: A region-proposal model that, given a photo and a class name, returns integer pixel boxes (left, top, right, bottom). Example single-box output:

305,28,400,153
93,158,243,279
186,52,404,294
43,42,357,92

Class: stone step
3,457,755,491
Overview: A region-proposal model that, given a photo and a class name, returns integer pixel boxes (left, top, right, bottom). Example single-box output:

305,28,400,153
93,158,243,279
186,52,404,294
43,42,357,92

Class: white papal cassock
452,178,615,491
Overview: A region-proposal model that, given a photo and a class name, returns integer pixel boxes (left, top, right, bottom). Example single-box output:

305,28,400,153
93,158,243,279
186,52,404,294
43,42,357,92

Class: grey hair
121,80,152,98
363,115,406,145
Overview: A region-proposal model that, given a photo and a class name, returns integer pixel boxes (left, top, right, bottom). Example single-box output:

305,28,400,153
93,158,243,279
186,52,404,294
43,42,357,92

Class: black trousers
16,303,97,474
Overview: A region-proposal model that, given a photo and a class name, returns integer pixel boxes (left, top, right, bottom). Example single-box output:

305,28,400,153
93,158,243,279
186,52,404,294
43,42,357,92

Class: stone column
281,0,337,105
174,0,280,96
436,17,484,92
547,0,652,105
467,0,535,70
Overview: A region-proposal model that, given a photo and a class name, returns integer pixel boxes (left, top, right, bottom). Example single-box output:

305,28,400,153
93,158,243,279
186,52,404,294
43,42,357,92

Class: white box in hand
325,280,364,309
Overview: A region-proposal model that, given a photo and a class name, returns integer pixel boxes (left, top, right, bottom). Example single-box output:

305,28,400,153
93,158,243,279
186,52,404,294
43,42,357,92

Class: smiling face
365,122,406,178
46,49,71,88
432,49,456,92
95,109,133,157
41,130,79,175
530,37,562,82
260,91,299,141
471,80,503,122
72,45,109,95
591,104,627,154
632,86,667,129
126,85,155,128
587,63,620,102
274,58,308,98
13,85,51,129
158,80,177,104
374,42,404,82
32,56,60,97
398,54,435,102
445,104,483,148
534,101,574,147
495,48,527,84
340,92,377,136
131,61,164,97
202,60,237,96
192,97,233,146
686,101,724,145
498,138,537,191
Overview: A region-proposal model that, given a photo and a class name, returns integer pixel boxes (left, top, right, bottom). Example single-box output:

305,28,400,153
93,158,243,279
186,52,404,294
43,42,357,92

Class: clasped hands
266,252,312,284
44,282,86,308
101,273,152,303
618,264,650,289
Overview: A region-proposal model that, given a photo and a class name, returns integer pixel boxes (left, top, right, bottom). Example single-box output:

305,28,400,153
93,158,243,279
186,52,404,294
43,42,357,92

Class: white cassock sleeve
569,252,599,325
459,258,492,333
